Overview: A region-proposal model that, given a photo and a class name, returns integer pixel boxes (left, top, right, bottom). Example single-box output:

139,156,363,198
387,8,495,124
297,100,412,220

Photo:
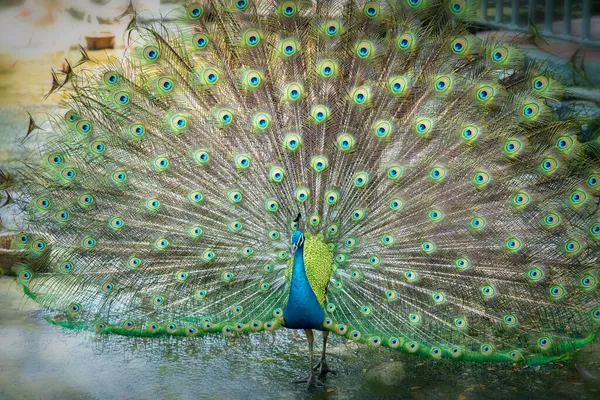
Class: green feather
6,0,599,371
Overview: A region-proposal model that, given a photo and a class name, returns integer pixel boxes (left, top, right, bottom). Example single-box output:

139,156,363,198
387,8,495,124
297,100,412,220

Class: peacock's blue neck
283,244,325,330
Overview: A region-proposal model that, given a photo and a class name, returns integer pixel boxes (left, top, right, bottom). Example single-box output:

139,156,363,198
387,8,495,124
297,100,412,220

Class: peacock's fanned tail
11,0,599,364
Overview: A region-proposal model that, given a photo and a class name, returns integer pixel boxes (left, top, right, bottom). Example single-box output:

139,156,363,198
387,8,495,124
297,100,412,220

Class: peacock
5,0,600,388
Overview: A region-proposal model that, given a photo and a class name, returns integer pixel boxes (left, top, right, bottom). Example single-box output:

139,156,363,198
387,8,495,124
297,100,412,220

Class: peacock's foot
293,370,324,388
312,360,336,378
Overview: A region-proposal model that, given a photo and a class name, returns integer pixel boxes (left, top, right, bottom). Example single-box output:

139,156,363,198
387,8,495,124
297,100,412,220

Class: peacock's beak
291,244,297,256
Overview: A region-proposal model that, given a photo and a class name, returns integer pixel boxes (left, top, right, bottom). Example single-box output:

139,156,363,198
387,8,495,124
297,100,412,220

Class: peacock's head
291,230,304,256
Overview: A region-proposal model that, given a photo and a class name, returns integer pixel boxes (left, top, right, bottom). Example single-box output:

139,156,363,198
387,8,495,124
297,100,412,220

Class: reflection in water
0,278,598,399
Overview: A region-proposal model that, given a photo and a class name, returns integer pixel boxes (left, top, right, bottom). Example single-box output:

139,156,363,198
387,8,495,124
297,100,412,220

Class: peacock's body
7,0,600,386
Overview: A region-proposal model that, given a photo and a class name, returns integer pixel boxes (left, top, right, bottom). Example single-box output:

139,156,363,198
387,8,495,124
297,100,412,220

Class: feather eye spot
235,154,250,170
353,172,369,187
481,285,496,298
564,238,581,255
455,257,470,271
527,267,544,281
327,223,339,235
337,133,355,152
158,77,173,91
265,198,279,212
397,32,415,50
76,120,93,134
369,256,381,267
406,341,419,353
187,3,203,19
115,92,129,105
451,37,469,54
569,190,587,207
435,76,451,92
82,236,96,249
143,46,159,60
538,337,551,350
311,105,330,123
128,257,141,269
59,261,73,273
505,237,522,252
68,303,82,315
192,33,208,48
540,157,559,174
512,191,531,209
374,121,392,139
450,1,465,13
477,86,495,101
295,187,309,202
590,223,600,237
481,344,493,355
364,2,379,17
154,238,169,250
283,4,295,16
48,153,63,166
172,115,187,130
385,290,397,301
581,274,596,289
109,217,124,231
17,233,29,245
454,318,467,328
388,76,408,96
269,167,284,183
189,226,203,238
503,138,524,158
325,190,339,205
556,135,574,152
65,110,78,123
549,285,565,299
243,29,261,46
129,123,145,138
20,270,32,281
491,47,508,63
309,214,320,226
389,198,403,211
103,71,118,85
254,113,270,130
532,76,548,91
503,314,517,326
284,134,302,151
415,119,433,138
522,103,540,118
404,270,417,281
421,241,436,253
228,190,242,204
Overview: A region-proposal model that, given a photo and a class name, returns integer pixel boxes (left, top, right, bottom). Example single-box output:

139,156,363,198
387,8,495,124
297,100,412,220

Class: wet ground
0,277,599,400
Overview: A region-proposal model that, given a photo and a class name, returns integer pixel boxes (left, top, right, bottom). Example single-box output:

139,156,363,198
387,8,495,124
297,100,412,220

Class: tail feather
10,0,599,362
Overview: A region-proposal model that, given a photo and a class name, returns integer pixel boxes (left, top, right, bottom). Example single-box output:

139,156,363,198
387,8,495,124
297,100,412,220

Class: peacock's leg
313,330,335,378
294,329,323,387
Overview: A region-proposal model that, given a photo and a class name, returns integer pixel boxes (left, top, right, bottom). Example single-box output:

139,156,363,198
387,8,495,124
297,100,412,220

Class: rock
364,361,406,386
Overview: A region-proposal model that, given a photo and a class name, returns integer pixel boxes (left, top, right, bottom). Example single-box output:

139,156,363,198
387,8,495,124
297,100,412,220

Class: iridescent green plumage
5,0,599,380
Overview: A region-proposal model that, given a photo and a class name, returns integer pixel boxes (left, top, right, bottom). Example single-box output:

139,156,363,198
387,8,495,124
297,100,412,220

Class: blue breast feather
283,245,325,330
